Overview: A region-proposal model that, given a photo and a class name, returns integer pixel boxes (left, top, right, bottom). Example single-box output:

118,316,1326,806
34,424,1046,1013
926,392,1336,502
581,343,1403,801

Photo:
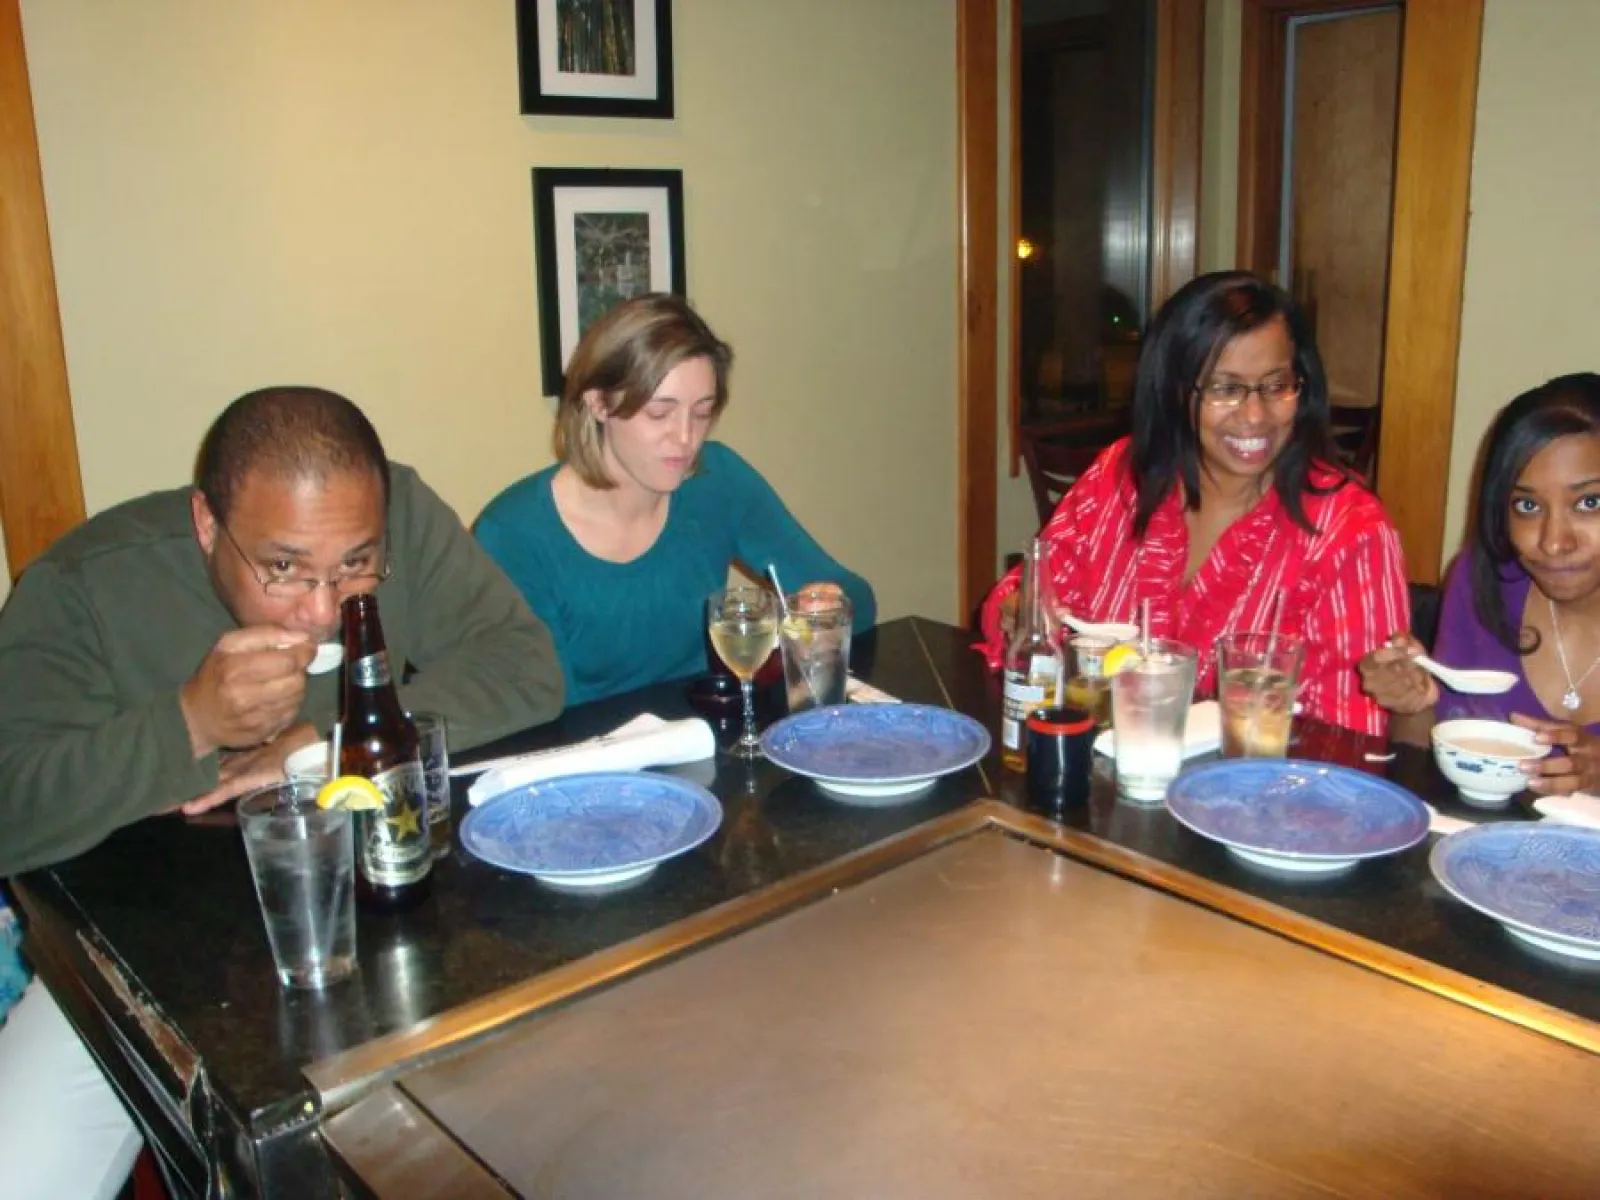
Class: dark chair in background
1019,411,1130,525
1329,403,1380,482
1020,434,1101,526
1409,581,1441,650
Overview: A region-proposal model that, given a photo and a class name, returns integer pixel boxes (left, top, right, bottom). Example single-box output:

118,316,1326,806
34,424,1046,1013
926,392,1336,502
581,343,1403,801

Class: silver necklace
1548,596,1600,711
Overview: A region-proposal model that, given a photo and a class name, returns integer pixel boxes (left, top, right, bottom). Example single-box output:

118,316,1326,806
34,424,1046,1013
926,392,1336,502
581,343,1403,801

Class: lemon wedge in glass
315,775,386,811
1100,643,1145,677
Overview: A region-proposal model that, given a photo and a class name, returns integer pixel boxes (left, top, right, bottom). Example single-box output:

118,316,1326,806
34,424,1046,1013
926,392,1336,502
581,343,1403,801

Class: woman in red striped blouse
978,271,1409,737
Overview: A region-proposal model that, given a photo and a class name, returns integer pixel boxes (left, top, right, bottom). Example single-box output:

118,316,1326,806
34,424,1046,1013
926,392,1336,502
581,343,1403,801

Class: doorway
1240,1,1402,480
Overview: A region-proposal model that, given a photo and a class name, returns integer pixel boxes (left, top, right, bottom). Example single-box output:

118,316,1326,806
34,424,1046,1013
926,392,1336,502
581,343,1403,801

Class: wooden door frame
1372,0,1482,583
961,0,1203,618
1237,0,1482,584
0,0,83,580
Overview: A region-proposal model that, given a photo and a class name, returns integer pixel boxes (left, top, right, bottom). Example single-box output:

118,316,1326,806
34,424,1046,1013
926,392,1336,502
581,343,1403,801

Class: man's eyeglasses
216,521,391,599
1198,376,1302,410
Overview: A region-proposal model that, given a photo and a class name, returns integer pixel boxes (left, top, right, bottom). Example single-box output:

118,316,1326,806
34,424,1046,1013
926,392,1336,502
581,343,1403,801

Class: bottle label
355,760,430,887
350,651,392,689
1002,677,1053,751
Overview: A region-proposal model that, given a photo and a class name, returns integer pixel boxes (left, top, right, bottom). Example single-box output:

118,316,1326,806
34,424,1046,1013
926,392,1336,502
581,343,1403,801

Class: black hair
1128,270,1345,537
1469,372,1600,655
194,386,390,521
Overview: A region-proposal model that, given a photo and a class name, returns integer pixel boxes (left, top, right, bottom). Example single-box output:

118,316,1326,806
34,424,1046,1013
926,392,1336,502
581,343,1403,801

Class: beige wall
19,0,959,621
1444,0,1600,572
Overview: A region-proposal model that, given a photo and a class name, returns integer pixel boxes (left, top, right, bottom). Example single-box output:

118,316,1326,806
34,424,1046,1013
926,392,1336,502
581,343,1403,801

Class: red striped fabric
980,438,1410,736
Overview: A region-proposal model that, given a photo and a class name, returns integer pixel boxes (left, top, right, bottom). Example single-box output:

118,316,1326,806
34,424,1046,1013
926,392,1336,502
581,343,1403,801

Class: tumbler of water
779,591,852,712
239,781,357,989
1110,638,1198,804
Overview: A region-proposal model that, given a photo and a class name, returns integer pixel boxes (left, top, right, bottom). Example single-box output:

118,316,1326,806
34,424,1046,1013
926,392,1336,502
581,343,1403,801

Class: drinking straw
1139,599,1151,655
765,564,791,618
766,563,820,704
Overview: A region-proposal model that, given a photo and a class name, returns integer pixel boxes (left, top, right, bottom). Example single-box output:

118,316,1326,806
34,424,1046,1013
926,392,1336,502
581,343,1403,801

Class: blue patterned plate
759,704,991,805
1430,823,1600,960
1166,759,1429,875
460,772,722,889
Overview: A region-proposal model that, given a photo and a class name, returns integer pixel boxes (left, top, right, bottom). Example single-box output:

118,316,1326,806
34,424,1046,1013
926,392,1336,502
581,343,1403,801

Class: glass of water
1110,638,1198,804
409,711,453,860
779,590,852,712
239,781,357,990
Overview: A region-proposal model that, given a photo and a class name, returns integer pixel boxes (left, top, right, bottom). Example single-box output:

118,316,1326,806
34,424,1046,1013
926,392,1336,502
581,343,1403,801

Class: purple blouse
1433,557,1600,732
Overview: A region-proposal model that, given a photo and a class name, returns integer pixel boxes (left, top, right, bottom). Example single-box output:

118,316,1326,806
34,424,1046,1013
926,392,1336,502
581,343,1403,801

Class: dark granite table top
15,616,1600,1197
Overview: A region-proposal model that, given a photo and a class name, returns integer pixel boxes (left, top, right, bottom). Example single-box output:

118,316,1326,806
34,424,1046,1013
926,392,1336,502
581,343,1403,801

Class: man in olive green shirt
0,386,564,878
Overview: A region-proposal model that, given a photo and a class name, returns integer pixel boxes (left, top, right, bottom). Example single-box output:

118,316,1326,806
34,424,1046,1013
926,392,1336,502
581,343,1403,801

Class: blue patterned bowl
1166,759,1429,875
460,772,722,889
760,703,991,805
1431,719,1549,807
1431,823,1600,960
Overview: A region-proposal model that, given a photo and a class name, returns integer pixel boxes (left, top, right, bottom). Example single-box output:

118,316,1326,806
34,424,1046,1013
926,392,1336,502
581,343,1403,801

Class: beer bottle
1001,537,1061,772
338,593,433,911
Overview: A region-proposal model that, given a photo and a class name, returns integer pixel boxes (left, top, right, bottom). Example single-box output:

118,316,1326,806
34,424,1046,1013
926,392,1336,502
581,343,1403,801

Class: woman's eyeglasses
1198,377,1302,409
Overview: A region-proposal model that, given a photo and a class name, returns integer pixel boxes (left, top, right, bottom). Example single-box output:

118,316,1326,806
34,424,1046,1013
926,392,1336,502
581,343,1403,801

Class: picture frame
531,167,687,396
515,0,674,119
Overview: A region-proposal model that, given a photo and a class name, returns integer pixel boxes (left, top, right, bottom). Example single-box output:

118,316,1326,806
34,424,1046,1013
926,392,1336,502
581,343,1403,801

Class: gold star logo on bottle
386,802,423,839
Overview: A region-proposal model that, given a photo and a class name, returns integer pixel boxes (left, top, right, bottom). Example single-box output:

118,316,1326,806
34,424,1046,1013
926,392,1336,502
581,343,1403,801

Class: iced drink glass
779,593,852,712
239,781,357,990
1216,632,1305,758
1110,638,1198,804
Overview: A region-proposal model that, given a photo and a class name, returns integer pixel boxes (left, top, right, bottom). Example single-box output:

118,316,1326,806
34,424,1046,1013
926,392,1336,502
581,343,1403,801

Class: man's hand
1511,713,1600,796
178,722,322,816
179,627,314,758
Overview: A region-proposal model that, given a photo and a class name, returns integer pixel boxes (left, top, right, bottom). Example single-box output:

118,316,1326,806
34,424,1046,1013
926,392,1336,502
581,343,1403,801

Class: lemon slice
781,615,814,645
316,775,386,811
1101,643,1145,677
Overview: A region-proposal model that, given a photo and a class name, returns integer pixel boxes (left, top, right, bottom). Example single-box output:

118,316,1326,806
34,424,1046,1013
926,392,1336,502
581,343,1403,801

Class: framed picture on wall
515,0,674,118
532,167,687,395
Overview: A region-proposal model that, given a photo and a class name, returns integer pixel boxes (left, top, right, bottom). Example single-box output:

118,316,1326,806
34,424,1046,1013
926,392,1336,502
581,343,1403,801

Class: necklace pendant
1564,688,1583,712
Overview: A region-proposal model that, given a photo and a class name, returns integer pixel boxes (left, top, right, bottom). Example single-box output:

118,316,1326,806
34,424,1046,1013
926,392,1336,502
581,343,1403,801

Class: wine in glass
708,586,779,758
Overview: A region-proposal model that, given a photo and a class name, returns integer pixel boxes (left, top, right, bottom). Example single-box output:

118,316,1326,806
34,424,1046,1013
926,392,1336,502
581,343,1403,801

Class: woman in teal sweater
476,294,875,706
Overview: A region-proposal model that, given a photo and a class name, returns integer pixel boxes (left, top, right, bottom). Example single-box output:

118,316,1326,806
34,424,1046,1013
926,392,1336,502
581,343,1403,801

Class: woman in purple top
1361,373,1600,794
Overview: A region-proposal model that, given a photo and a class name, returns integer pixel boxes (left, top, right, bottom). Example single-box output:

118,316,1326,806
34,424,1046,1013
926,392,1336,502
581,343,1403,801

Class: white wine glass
707,586,779,759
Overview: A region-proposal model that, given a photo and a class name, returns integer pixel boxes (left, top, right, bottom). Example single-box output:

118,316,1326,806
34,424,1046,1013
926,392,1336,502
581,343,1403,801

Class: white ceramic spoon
307,642,344,675
1413,653,1516,696
1058,612,1140,642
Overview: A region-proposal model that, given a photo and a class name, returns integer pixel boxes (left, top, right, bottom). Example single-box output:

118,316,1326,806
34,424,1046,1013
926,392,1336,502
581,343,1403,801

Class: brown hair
554,293,734,488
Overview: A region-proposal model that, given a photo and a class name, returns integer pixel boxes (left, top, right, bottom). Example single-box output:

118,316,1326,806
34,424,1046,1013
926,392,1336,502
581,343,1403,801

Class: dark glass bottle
338,593,432,912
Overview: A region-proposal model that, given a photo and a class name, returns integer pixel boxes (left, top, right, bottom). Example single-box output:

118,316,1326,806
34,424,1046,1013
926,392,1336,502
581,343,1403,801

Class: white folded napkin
463,714,716,807
1093,700,1222,759
846,675,900,704
1424,802,1475,837
1533,792,1600,829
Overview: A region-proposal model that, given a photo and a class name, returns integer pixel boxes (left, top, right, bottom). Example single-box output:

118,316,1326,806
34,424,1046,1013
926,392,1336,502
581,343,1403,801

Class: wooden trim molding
1149,0,1205,309
957,0,1000,617
0,0,83,578
1375,0,1483,584
1005,0,1020,481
